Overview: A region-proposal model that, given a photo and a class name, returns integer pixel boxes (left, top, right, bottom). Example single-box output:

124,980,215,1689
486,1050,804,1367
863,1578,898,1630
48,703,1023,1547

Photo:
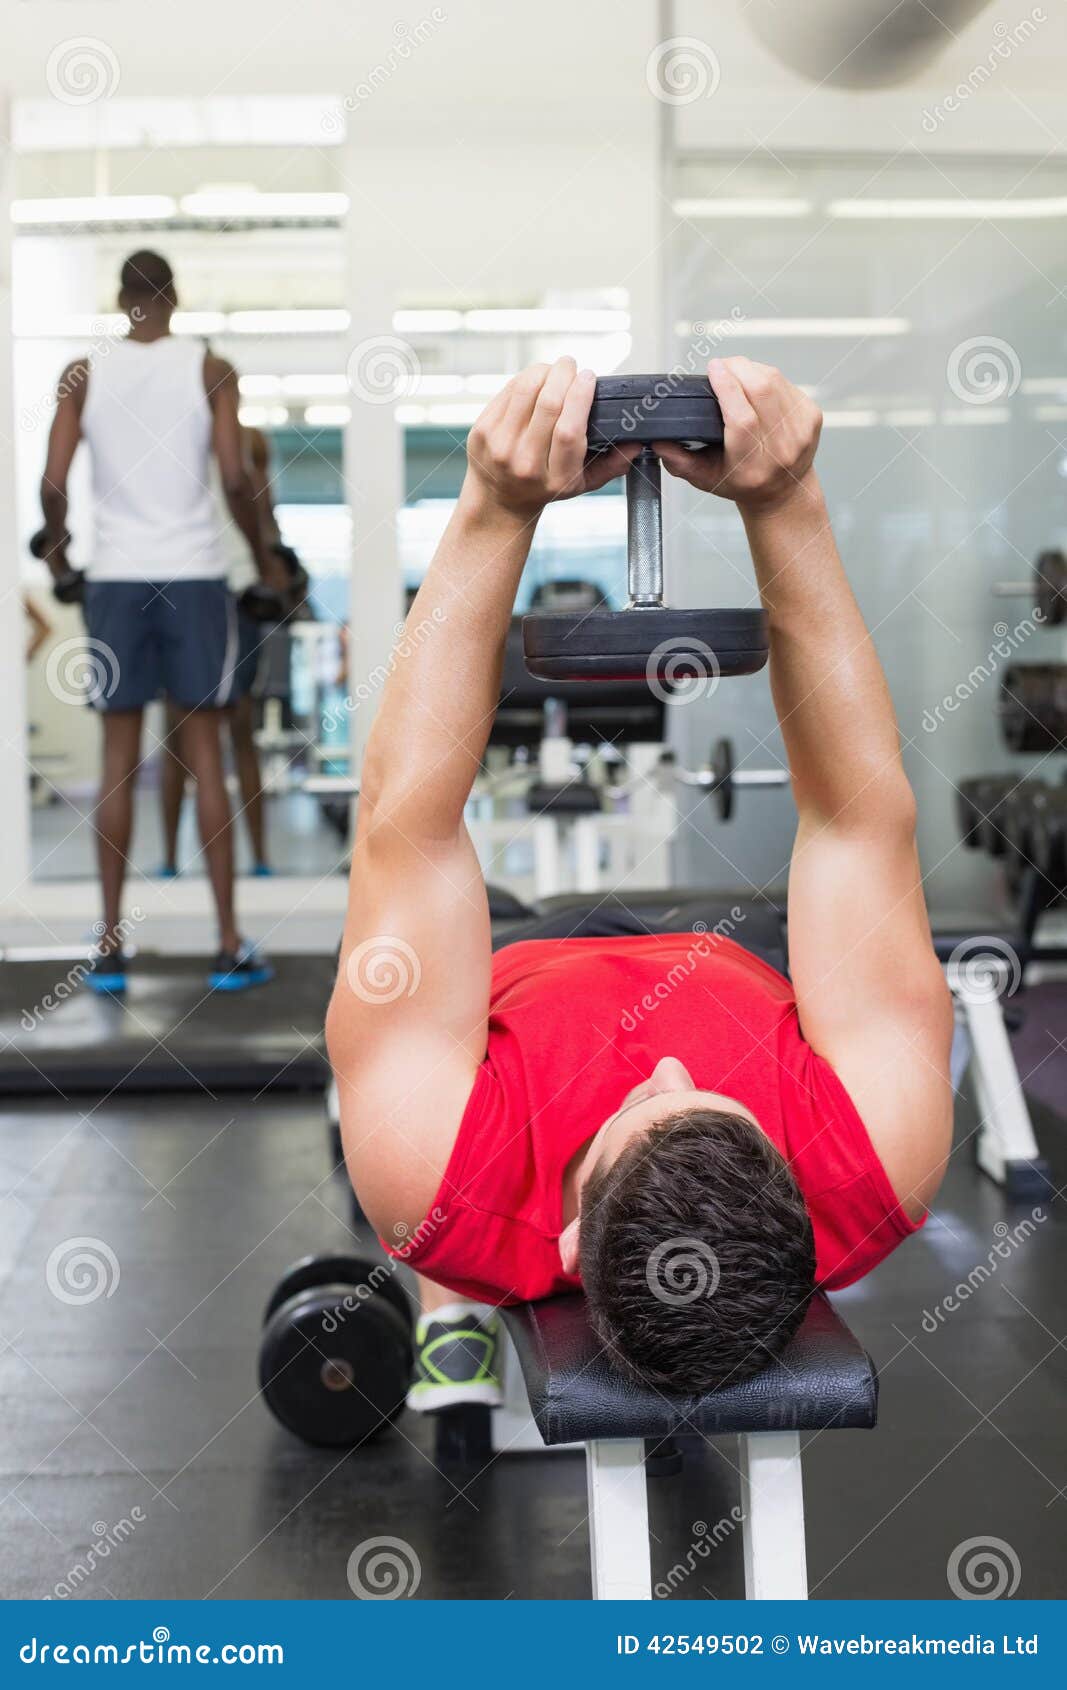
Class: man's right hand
655,355,822,514
463,357,637,523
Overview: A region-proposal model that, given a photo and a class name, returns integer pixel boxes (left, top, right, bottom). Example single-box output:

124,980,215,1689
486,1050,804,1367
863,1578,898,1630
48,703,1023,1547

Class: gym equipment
993,548,1067,627
502,1291,876,1600
999,664,1067,752
0,952,330,1095
956,774,1044,857
239,546,310,624
1001,783,1052,895
522,375,769,684
259,1252,413,1446
29,526,86,604
1030,788,1067,894
674,735,790,821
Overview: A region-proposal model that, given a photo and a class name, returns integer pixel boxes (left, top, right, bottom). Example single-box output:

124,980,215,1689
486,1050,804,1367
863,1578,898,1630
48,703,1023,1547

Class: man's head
118,250,177,322
559,1058,815,1394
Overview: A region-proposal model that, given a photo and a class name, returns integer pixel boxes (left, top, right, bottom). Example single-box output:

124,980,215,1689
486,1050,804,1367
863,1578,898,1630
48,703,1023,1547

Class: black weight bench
500,1291,877,1600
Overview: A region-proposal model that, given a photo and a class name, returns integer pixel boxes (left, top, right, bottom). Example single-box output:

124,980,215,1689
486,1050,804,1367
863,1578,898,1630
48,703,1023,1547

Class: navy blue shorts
232,606,264,700
82,580,239,712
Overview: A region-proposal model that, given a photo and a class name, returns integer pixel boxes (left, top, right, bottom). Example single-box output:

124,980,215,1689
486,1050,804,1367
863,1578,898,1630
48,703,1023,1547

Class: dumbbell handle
675,766,790,791
626,446,663,608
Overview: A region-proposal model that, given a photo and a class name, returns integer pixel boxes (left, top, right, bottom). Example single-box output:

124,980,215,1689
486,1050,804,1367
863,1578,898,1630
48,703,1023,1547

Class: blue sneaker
251,863,274,878
208,941,274,992
84,948,128,996
157,863,179,879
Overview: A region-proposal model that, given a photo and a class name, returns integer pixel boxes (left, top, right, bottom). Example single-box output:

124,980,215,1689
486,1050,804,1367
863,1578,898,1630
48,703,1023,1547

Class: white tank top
81,337,225,581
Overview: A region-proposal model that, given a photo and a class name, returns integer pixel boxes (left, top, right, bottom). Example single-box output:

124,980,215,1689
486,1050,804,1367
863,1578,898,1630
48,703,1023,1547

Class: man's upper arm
204,354,245,490
786,813,954,1218
325,804,491,1235
42,361,86,494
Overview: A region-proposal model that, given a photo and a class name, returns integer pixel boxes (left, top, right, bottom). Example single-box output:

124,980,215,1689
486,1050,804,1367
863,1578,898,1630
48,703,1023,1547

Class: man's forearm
39,481,70,567
360,487,536,839
743,473,913,832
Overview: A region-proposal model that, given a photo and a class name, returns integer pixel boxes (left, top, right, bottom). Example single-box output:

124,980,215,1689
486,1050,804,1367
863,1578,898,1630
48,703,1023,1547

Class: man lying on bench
326,356,953,1413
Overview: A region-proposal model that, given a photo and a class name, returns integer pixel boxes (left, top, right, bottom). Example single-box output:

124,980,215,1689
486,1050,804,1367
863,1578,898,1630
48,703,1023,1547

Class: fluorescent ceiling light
677,317,909,338
463,309,629,333
304,404,351,427
171,311,227,336
829,196,1067,220
225,310,350,335
12,195,177,225
821,410,879,428
238,404,289,428
1034,404,1067,422
14,313,127,338
884,408,936,428
394,310,464,333
673,198,812,218
465,374,509,395
942,406,1011,424
240,375,283,397
179,190,348,219
279,373,350,397
396,404,427,425
416,375,465,396
1021,377,1067,394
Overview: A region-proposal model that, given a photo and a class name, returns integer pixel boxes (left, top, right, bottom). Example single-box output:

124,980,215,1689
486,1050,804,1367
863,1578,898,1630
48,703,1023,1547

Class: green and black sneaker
406,1303,503,1413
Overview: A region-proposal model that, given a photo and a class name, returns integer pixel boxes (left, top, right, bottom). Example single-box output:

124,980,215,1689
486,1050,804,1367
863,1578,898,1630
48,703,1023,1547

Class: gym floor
2,1061,1065,1601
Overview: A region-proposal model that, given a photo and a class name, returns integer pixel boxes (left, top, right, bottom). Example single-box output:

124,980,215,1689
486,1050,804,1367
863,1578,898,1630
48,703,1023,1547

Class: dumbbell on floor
259,1253,413,1446
522,376,769,686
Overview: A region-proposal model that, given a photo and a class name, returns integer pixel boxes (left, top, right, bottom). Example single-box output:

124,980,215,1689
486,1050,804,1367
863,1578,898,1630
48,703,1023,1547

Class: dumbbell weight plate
955,774,1013,849
999,665,1067,753
1035,551,1067,628
263,1252,412,1331
259,1282,413,1447
522,607,769,684
712,736,734,821
586,375,725,450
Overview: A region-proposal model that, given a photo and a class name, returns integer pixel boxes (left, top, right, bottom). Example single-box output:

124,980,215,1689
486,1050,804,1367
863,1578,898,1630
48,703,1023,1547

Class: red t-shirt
386,932,922,1303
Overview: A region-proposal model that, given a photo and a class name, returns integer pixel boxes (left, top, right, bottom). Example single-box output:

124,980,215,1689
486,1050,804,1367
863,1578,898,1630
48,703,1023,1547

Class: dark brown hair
579,1108,815,1395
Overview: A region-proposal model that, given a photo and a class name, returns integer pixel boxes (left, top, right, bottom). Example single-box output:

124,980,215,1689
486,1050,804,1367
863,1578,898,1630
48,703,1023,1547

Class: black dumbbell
29,526,87,605
955,774,1016,850
1030,789,1067,898
993,549,1067,628
239,548,310,624
522,375,768,686
259,1253,413,1447
673,736,790,820
999,664,1067,753
1001,783,1050,894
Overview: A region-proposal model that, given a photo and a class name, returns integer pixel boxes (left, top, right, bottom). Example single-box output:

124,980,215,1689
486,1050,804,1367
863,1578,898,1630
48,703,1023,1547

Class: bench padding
501,1292,877,1444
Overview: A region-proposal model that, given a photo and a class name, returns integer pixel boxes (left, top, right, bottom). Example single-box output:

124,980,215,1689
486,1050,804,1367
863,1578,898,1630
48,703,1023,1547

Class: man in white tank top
37,250,281,993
